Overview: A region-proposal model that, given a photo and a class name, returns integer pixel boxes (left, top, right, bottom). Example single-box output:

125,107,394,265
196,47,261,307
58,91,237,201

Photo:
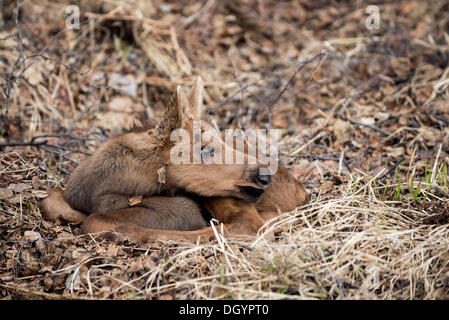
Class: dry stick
431,113,449,125
340,116,391,136
253,93,272,128
430,143,443,184
181,0,216,27
0,139,80,164
84,10,170,28
375,156,406,182
30,134,104,143
212,79,261,109
282,151,353,172
270,51,328,113
0,140,48,148
67,99,97,133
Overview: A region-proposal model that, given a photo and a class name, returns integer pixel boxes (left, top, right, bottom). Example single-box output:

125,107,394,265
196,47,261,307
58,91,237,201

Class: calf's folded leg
81,196,214,242
41,189,87,224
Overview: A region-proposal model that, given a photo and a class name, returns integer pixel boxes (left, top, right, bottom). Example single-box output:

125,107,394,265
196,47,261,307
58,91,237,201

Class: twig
270,51,328,110
30,134,104,143
40,146,78,164
0,140,48,148
340,116,391,136
375,156,406,181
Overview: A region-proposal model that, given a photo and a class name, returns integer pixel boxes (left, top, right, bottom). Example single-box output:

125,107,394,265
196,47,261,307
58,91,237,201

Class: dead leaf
290,162,313,180
32,176,45,189
43,277,53,289
143,257,157,270
6,195,24,204
385,146,406,158
108,73,137,97
31,189,48,198
0,272,14,282
24,230,41,242
333,119,351,146
109,96,134,113
23,63,43,86
8,183,32,193
0,188,14,199
390,56,411,77
419,127,440,146
56,232,74,240
319,180,334,194
72,248,88,260
129,258,144,272
107,244,119,258
129,195,143,206
157,166,166,184
35,238,46,252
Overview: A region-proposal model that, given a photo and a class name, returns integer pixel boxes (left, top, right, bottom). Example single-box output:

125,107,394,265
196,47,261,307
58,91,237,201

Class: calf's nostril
256,173,271,187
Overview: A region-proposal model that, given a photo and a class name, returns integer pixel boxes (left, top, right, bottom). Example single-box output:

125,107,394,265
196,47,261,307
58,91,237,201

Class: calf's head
153,77,271,201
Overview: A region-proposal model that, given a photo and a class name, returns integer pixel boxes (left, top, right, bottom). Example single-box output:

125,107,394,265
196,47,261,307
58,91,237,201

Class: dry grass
1,0,449,299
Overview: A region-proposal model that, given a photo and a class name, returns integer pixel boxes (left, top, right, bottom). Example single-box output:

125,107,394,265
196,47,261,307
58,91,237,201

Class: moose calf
41,77,308,242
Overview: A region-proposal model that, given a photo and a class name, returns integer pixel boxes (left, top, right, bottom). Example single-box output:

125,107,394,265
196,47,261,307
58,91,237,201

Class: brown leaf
6,195,24,204
333,119,351,147
0,272,14,282
129,195,143,206
385,146,406,158
24,230,41,242
52,226,64,233
108,73,137,97
109,96,134,113
107,244,119,258
319,180,334,194
143,257,157,271
72,248,88,260
390,56,411,77
8,183,32,193
291,161,313,180
31,189,48,198
157,166,167,184
129,258,144,272
32,176,45,189
0,188,14,199
35,238,46,252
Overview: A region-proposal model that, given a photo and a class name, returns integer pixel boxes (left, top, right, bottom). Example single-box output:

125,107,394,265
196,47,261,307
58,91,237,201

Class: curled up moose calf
41,77,309,243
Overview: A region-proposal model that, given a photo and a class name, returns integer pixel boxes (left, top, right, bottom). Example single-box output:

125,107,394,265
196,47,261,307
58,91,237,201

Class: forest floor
1,0,449,299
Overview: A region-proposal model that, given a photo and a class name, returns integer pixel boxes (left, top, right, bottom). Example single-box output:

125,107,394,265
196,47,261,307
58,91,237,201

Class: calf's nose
255,171,272,187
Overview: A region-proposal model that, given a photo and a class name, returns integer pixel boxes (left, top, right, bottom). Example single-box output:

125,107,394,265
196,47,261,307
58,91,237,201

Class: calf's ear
156,77,203,143
187,76,203,120
156,89,183,142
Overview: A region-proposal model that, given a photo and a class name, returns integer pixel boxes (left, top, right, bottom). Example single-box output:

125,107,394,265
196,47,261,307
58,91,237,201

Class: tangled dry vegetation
1,0,449,299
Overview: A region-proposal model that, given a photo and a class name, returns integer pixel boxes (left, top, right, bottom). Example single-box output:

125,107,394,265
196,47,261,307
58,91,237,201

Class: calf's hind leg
41,189,87,224
81,196,215,242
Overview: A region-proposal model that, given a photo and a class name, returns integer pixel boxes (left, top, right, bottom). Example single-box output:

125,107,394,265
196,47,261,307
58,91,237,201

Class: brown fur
40,77,309,242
